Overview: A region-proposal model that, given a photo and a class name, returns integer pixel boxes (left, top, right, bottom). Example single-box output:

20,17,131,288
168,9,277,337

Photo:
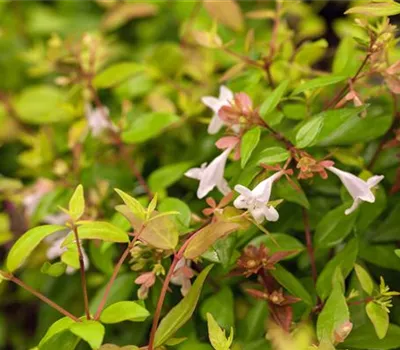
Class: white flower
85,104,117,137
327,166,384,215
23,179,53,217
185,147,232,199
233,171,283,223
170,258,194,296
201,85,234,134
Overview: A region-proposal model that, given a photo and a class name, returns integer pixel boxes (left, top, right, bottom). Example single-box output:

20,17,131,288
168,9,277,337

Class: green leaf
345,1,400,16
62,222,129,246
70,320,105,350
121,112,179,144
248,233,304,259
332,37,356,77
100,301,150,324
6,225,64,272
270,264,313,305
93,62,143,89
259,80,289,117
314,203,358,248
296,115,324,148
139,214,179,250
317,283,349,342
251,147,290,166
292,75,347,95
154,264,213,347
115,189,146,220
359,244,400,271
274,177,309,208
343,323,400,349
148,162,192,192
39,331,80,350
316,239,358,300
366,302,389,339
354,264,374,295
184,221,239,260
38,317,76,347
41,261,67,277
68,184,85,221
207,313,233,350
14,86,74,124
159,198,191,228
241,127,261,168
200,287,235,330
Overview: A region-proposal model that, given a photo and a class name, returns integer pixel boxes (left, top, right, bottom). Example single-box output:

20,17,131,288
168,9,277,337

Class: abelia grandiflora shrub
1,1,400,350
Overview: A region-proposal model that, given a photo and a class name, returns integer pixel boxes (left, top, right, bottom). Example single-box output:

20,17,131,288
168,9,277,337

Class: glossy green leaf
249,233,304,259
241,127,261,168
251,147,289,166
40,261,67,277
68,184,85,221
343,323,400,349
38,317,76,347
184,222,239,260
296,115,323,148
354,264,374,295
100,301,150,324
316,239,358,300
259,80,289,117
6,225,64,272
314,203,358,248
121,112,179,144
200,287,234,329
274,177,309,208
366,301,389,339
159,197,191,228
70,320,105,350
359,244,400,271
62,222,129,246
94,62,143,88
292,75,346,95
270,264,313,305
148,162,192,192
317,283,349,342
154,264,213,347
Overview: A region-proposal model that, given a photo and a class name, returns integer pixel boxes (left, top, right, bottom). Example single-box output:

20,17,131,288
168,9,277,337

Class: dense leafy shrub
1,1,400,349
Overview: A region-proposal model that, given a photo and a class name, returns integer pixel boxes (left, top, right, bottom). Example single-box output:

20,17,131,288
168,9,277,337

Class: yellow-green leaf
241,127,261,168
100,301,150,324
68,184,85,221
6,225,64,272
94,63,143,89
203,0,244,32
70,320,105,350
354,264,374,295
139,214,179,250
207,313,233,350
366,302,389,339
115,189,146,220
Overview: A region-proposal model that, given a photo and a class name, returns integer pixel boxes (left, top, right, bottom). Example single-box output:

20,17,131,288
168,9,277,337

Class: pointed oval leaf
69,184,85,221
296,115,324,148
38,317,76,347
94,63,143,89
154,264,213,347
366,302,389,339
260,80,289,118
184,222,239,260
139,214,179,250
292,75,347,95
100,301,150,324
62,222,129,246
115,189,146,219
354,264,374,295
6,225,65,272
70,320,105,350
241,127,261,168
251,147,289,166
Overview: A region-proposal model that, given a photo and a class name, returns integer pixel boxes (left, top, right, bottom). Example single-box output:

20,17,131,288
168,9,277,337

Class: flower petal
366,175,384,188
185,167,204,180
207,114,224,134
344,198,362,215
201,96,222,113
263,206,279,222
219,85,234,102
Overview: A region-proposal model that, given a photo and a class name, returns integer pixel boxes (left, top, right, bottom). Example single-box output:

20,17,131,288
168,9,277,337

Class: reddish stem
302,208,317,286
72,225,90,319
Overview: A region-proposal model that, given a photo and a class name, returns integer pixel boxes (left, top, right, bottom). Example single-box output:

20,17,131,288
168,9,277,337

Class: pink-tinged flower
185,147,233,199
234,171,283,223
135,272,156,300
201,86,234,134
85,104,117,137
327,166,384,215
23,179,54,217
170,258,194,296
215,136,240,160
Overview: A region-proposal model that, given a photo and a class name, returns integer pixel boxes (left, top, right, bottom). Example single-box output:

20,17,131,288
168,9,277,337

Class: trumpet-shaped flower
185,147,232,199
201,86,234,134
234,171,283,223
85,104,117,137
327,166,384,215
